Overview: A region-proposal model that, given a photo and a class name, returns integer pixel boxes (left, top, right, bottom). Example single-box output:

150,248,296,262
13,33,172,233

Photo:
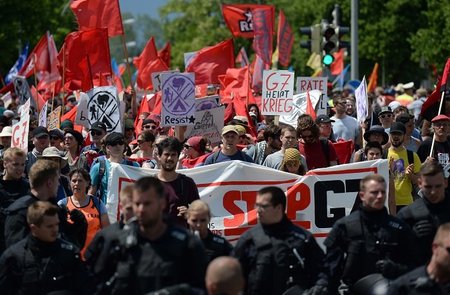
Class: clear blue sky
119,0,167,19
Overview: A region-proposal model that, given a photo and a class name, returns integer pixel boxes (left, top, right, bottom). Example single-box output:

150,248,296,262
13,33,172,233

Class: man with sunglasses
78,121,107,171
142,118,159,136
388,223,450,294
397,161,450,265
417,114,450,167
89,133,139,204
234,186,325,295
378,106,394,133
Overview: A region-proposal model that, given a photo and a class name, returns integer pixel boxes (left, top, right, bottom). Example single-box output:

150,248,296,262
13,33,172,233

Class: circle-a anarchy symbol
87,90,119,132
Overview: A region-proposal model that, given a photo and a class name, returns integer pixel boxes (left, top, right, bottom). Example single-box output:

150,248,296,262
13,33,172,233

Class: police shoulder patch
388,220,402,230
60,241,74,251
171,229,188,241
212,236,226,244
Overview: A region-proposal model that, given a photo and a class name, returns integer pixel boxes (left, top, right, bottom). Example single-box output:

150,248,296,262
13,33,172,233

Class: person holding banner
417,114,450,166
312,174,418,294
234,186,325,295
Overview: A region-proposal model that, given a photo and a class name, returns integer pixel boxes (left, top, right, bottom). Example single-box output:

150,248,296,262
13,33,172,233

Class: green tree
0,0,75,80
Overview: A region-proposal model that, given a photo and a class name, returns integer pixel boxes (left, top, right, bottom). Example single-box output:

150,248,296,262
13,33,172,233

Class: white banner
84,86,122,133
38,101,48,127
355,76,368,124
11,98,30,152
261,70,295,115
108,160,388,245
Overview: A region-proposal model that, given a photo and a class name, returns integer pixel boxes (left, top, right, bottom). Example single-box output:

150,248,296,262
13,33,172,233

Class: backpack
210,150,247,164
385,148,420,199
94,158,134,201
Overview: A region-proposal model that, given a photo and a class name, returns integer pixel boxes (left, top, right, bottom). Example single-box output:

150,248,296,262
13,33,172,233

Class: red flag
277,10,294,67
133,37,158,70
158,42,171,68
330,49,345,75
58,28,112,92
440,58,450,92
137,58,169,90
30,86,47,112
219,66,249,105
305,91,317,120
250,54,270,93
70,0,124,37
221,4,274,38
367,63,379,92
252,7,274,65
232,93,257,138
235,47,249,67
186,39,235,85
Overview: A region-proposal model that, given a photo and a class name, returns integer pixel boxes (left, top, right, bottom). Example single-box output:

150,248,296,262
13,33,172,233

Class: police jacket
388,266,450,295
397,196,450,264
109,220,207,295
322,207,418,292
233,216,325,295
202,229,233,264
4,194,87,250
0,235,90,295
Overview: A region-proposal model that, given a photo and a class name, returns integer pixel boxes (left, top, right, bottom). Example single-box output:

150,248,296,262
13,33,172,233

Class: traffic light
321,24,338,66
300,24,321,54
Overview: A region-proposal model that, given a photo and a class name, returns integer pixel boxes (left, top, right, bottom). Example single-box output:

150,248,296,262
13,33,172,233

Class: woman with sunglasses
130,131,157,168
179,136,210,168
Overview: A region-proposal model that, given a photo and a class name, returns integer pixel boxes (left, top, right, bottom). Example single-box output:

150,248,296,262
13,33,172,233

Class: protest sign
195,95,220,111
261,70,295,115
279,90,325,128
1,92,12,108
355,76,368,124
38,101,48,127
161,72,196,126
108,159,388,245
83,86,122,132
75,92,90,129
11,98,30,152
151,70,179,92
13,76,33,106
47,106,61,130
296,76,328,99
185,106,225,143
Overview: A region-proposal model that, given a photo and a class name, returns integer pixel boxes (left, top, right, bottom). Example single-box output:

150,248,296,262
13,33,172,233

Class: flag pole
61,44,66,115
428,91,446,158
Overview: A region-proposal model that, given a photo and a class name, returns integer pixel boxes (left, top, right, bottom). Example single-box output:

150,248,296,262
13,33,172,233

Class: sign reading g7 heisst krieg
261,70,295,116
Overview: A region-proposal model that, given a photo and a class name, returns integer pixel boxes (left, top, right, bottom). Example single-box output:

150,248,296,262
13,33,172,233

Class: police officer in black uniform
388,223,450,295
397,161,450,264
186,199,232,264
3,160,87,250
0,201,90,294
233,186,325,295
308,174,419,294
104,176,207,295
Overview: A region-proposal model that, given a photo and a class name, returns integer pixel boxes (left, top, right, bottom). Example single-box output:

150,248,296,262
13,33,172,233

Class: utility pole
351,0,359,80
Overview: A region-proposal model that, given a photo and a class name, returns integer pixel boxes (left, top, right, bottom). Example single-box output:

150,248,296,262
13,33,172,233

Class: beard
391,140,403,148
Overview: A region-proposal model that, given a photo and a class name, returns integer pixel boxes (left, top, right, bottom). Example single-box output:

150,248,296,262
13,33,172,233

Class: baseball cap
431,114,450,123
395,113,413,125
378,106,393,116
49,129,64,140
390,122,406,134
222,125,239,136
60,120,74,130
315,115,335,124
90,121,107,132
32,126,49,138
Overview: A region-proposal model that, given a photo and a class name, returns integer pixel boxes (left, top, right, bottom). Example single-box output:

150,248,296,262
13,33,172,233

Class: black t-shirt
417,138,450,164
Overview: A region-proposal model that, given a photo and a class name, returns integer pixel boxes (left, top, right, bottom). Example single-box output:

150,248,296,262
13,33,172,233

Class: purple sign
161,73,196,126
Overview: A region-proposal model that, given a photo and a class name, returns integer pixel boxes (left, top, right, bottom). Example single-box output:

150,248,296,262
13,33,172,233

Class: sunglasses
143,125,157,130
91,130,104,136
379,114,392,119
108,140,125,146
183,144,192,149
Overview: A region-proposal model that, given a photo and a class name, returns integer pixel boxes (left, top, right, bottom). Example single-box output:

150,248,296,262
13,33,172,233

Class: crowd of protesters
0,81,448,295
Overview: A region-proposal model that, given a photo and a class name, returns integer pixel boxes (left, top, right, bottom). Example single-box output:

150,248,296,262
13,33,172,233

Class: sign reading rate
261,70,294,115
161,72,196,126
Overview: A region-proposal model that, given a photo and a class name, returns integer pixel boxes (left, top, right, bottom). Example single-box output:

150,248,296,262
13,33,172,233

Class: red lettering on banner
299,80,324,92
223,190,258,228
264,98,292,113
286,182,311,229
265,72,278,90
12,125,21,146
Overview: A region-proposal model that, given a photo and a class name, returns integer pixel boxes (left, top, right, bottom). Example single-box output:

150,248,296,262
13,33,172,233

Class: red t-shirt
299,139,338,170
